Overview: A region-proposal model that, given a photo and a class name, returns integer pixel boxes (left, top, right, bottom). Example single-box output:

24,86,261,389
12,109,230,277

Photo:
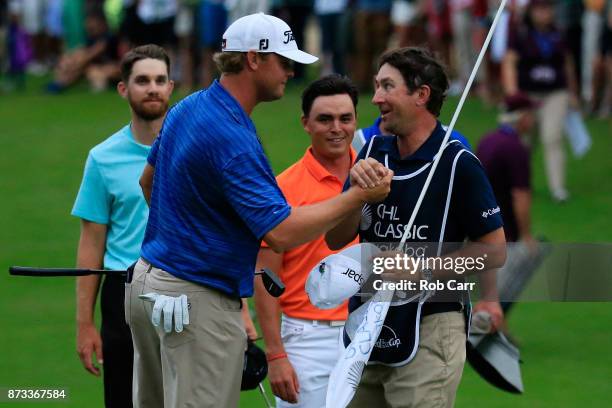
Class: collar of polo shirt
379,121,450,162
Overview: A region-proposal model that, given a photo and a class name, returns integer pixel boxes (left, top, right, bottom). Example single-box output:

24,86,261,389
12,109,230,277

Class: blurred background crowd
0,0,610,118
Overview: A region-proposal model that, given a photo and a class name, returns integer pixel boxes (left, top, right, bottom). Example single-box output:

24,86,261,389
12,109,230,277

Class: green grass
0,78,610,407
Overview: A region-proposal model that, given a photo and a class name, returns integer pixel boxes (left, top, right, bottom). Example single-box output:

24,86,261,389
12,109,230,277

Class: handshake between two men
139,158,393,334
350,157,394,195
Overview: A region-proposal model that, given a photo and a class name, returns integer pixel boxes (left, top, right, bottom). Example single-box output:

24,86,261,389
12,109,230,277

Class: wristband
266,352,288,362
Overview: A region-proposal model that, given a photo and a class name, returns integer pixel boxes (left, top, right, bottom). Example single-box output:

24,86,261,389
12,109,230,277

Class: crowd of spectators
1,0,610,116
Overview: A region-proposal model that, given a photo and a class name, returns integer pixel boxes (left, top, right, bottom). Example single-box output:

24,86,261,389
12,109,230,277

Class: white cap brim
277,49,319,64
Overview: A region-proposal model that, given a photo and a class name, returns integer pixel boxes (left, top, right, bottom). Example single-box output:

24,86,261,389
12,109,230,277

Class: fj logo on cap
221,39,226,49
283,30,294,44
259,39,269,50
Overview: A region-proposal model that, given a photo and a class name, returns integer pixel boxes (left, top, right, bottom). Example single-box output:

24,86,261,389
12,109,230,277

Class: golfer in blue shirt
127,13,393,408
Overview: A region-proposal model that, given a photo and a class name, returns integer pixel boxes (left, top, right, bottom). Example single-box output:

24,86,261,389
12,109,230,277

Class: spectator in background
226,0,269,23
6,1,33,90
581,0,606,108
198,0,227,88
597,0,611,116
47,9,120,92
502,0,579,203
588,0,611,116
1,0,7,75
315,0,347,75
424,0,453,70
472,0,495,102
120,0,177,48
63,0,86,50
174,0,197,91
477,93,538,247
390,0,426,48
272,0,314,81
353,0,392,90
44,0,64,67
450,0,477,95
557,0,583,97
477,93,540,314
20,0,47,74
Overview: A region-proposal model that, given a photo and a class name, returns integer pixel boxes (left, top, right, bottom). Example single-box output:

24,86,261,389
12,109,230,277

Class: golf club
10,266,286,298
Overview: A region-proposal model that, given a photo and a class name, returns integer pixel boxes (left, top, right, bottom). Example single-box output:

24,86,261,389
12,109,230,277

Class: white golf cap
306,243,380,309
221,13,318,64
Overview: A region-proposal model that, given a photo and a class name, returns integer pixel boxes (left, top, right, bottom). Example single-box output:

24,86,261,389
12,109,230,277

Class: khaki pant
531,90,570,199
348,311,466,408
126,259,246,408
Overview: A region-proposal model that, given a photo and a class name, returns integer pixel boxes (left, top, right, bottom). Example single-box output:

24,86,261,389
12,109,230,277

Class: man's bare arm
76,220,107,376
501,50,520,96
473,228,506,330
254,249,284,355
325,207,361,250
140,163,154,205
253,248,299,403
512,188,533,241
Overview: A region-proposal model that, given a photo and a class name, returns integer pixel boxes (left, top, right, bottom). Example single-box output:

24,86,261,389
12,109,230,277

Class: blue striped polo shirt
141,80,291,298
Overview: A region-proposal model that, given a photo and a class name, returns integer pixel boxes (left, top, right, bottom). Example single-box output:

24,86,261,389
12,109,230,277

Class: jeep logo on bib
283,30,294,44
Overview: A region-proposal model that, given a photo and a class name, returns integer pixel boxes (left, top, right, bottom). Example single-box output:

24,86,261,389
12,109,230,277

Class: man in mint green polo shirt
71,44,174,408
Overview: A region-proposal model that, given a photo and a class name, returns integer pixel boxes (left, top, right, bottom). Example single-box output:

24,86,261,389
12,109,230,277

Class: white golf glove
139,293,190,333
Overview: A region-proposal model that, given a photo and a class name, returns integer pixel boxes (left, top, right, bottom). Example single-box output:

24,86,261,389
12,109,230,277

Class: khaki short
126,258,246,408
348,311,466,408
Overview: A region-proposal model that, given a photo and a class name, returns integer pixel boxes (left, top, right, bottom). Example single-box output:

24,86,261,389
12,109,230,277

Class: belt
421,302,463,318
288,317,345,327
126,258,153,283
140,257,154,272
136,258,242,304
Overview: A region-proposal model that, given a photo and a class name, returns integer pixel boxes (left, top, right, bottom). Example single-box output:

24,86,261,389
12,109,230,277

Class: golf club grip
9,266,127,277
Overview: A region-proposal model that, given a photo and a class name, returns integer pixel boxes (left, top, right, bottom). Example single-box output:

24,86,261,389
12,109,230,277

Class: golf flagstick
325,1,509,407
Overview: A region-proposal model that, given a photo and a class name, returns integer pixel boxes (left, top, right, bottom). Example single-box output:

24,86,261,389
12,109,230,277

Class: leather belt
421,302,463,318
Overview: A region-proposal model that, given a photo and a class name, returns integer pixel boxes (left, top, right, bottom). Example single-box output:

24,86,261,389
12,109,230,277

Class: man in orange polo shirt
254,74,360,408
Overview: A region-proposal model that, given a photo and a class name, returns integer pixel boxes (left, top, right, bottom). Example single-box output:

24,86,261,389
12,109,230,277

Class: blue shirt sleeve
453,153,504,240
221,151,291,239
451,130,472,151
71,153,111,224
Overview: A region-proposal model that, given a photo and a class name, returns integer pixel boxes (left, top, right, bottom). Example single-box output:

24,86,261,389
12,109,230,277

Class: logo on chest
362,204,429,240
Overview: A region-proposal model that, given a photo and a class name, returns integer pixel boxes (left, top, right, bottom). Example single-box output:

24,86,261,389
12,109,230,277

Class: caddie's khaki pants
126,258,246,408
348,311,466,408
